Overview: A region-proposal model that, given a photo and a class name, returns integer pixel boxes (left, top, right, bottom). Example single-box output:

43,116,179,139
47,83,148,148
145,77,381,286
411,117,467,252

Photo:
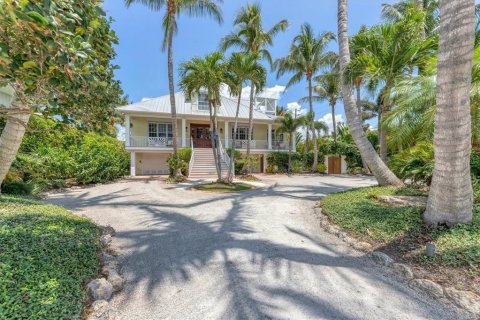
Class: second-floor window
232,127,253,140
256,97,276,114
149,123,173,141
198,92,209,111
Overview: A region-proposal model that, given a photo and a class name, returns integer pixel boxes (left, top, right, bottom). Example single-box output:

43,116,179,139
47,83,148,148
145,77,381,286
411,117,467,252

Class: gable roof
116,92,275,121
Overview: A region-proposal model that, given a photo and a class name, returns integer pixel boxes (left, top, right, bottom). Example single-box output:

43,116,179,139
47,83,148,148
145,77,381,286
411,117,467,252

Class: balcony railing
129,136,191,148
128,136,289,151
228,140,288,151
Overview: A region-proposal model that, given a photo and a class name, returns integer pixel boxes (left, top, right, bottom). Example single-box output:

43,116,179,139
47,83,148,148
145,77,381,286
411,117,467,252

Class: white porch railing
218,138,234,179
130,136,190,148
229,140,288,151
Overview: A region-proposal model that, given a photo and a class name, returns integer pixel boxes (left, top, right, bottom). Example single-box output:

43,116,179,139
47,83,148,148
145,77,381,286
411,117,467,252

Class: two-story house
117,86,291,177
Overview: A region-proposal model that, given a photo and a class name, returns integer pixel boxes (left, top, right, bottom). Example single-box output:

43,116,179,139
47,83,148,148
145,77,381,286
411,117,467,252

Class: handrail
218,138,234,179
188,137,194,177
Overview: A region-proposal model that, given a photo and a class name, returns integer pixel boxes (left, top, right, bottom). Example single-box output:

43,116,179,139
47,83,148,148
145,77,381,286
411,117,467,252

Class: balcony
128,136,289,151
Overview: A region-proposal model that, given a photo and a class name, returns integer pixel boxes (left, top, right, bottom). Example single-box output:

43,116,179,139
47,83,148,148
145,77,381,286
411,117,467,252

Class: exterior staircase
189,148,230,179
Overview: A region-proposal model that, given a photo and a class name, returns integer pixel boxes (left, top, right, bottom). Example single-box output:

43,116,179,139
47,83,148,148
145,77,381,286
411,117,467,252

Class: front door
191,124,212,148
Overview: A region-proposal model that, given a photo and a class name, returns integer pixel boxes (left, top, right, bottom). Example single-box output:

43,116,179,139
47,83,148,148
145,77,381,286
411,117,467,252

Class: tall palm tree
314,120,329,137
337,0,403,186
274,23,335,171
275,113,306,174
179,52,226,181
307,60,342,143
348,9,435,162
424,0,476,226
224,53,266,181
220,3,287,157
125,0,222,177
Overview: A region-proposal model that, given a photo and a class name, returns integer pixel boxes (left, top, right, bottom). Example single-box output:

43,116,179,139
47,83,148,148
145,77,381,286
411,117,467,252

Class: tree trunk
0,104,31,192
355,80,362,114
337,0,403,186
424,0,475,226
209,101,222,181
288,132,293,174
228,92,242,182
167,4,181,178
331,102,337,144
213,102,223,181
309,77,318,170
246,82,255,158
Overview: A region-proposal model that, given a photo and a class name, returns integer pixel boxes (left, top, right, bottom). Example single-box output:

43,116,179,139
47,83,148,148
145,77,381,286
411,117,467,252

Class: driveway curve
47,175,467,319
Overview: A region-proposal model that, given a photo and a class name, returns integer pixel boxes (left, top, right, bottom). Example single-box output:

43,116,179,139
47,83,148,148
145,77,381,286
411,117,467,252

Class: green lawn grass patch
0,195,99,319
193,182,252,192
321,186,480,270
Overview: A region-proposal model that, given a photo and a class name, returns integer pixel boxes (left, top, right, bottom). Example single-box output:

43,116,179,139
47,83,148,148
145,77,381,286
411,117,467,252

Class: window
198,92,209,111
231,127,253,140
270,129,284,141
256,97,276,114
148,122,173,145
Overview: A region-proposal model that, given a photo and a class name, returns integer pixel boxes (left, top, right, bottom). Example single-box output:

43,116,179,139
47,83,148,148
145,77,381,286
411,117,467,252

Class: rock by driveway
46,175,467,319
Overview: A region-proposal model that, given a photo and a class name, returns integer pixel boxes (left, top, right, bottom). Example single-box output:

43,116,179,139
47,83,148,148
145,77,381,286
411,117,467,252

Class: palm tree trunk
246,82,255,158
0,104,31,192
309,77,318,170
337,0,403,186
209,101,222,182
331,102,337,144
289,132,293,174
228,92,242,182
355,81,361,113
167,4,181,177
424,0,475,226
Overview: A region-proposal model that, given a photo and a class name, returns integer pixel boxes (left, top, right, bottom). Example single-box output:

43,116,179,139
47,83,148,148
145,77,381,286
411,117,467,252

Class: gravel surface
46,174,468,320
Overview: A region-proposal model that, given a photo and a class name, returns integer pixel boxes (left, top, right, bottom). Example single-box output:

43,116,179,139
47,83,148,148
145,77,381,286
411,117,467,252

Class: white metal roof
116,91,275,121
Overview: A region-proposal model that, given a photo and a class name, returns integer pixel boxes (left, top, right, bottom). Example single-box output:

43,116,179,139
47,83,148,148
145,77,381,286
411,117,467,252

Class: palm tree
337,0,403,186
314,120,329,137
179,52,226,181
125,0,222,177
220,3,287,157
307,60,341,143
275,113,306,174
424,0,476,226
348,9,435,162
224,53,266,181
274,23,335,171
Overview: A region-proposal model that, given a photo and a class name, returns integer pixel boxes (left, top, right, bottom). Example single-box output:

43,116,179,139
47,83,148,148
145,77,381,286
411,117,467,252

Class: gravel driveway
47,175,467,319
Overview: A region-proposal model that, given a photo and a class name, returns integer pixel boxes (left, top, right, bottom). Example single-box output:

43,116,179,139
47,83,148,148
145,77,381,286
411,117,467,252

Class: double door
191,124,212,148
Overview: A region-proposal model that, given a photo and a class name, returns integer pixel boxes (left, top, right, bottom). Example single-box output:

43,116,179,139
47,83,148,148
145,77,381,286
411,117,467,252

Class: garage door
141,153,169,175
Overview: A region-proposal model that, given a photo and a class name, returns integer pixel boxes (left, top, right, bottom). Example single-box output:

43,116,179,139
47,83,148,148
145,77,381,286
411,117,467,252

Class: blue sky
104,0,396,129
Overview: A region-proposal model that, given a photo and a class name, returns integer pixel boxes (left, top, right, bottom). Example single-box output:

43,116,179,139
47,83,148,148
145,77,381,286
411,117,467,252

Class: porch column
268,123,272,150
224,121,229,148
125,114,131,147
181,118,186,147
130,152,136,176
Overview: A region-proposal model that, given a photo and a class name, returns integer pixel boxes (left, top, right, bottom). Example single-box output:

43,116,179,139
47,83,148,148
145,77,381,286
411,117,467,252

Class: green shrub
0,181,32,195
316,163,327,173
75,133,129,184
0,196,98,319
178,147,192,162
242,155,260,174
471,150,480,177
226,148,242,160
167,148,192,176
388,142,434,185
235,159,245,175
2,116,129,195
291,160,304,173
266,152,315,173
319,141,362,169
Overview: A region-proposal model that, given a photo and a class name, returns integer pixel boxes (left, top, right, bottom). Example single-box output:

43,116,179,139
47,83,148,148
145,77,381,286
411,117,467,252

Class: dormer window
198,92,209,111
256,97,276,114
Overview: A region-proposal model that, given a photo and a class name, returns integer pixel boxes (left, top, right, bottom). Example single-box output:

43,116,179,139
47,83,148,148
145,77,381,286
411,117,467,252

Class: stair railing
218,138,234,179
188,137,194,177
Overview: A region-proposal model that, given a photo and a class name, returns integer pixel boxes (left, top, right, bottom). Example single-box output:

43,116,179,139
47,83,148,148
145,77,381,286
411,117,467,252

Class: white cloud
286,102,307,116
241,85,286,100
318,113,344,134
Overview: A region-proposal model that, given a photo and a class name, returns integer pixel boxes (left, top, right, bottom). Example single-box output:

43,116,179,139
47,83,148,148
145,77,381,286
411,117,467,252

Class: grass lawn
321,186,480,293
193,182,252,192
0,195,99,319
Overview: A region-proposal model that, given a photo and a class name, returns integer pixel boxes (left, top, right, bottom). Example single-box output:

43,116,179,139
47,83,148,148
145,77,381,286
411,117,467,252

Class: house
116,87,291,178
